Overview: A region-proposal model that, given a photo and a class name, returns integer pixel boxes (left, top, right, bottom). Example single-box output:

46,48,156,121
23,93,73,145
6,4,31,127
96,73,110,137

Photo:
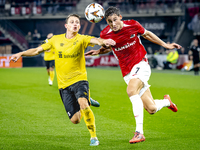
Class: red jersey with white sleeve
100,20,147,77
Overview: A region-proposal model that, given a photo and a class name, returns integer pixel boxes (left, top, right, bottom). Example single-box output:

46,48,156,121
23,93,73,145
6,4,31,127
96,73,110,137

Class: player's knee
146,105,157,114
49,67,54,71
70,113,81,124
71,118,81,124
127,88,138,97
127,79,143,97
78,98,89,109
79,102,88,110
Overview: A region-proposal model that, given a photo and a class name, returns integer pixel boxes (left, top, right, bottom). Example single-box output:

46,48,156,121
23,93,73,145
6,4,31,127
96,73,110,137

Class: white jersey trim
112,50,118,61
141,29,146,36
107,29,112,34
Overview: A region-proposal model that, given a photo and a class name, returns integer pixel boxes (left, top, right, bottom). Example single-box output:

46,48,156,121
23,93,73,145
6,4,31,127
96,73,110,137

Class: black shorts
45,60,55,69
59,81,90,119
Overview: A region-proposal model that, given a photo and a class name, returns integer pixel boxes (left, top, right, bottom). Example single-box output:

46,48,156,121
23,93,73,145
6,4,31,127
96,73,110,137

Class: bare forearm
85,46,112,56
10,46,44,62
99,46,112,54
143,31,166,48
20,48,41,57
96,38,104,46
90,38,116,47
90,38,104,46
143,31,182,50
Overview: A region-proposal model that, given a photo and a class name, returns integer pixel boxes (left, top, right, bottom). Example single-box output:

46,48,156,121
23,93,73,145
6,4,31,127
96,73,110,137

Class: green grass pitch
0,67,200,150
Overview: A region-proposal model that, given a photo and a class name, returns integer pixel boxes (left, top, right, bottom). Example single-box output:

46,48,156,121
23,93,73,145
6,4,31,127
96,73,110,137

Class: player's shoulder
123,19,136,24
123,19,139,26
100,25,110,37
52,33,65,39
46,33,64,42
41,33,64,45
77,34,94,40
77,33,90,37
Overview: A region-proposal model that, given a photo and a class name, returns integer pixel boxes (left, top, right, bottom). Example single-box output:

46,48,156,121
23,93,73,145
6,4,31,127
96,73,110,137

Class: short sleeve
41,38,53,51
83,35,95,48
135,21,145,35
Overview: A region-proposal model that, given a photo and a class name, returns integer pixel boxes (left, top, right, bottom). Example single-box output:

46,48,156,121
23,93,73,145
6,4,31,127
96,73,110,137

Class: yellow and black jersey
41,33,94,89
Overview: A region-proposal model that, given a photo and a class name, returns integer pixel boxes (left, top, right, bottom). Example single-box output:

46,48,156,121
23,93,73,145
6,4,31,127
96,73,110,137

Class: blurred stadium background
0,0,200,69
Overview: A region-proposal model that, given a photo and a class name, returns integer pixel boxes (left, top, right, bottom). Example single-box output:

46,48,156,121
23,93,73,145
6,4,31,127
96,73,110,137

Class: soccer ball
85,3,104,23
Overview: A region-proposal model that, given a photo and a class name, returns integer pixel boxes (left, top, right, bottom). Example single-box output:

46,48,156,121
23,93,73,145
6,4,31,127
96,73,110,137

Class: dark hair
65,14,80,24
105,6,121,19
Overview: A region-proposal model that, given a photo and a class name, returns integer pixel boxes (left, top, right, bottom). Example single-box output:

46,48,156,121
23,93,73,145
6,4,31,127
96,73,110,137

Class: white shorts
123,60,151,97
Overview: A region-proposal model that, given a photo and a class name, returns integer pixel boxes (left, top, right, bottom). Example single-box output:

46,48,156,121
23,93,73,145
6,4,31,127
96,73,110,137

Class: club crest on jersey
114,41,136,51
73,40,78,45
130,34,135,38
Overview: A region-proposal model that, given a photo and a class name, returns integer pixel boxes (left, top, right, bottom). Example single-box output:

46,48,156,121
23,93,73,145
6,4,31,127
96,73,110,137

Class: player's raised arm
142,30,182,50
90,38,116,47
10,46,44,62
85,46,112,56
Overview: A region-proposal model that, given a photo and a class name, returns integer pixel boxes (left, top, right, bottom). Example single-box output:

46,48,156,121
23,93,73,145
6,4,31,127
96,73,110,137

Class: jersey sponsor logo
64,52,80,58
114,41,136,51
58,51,80,59
58,51,62,58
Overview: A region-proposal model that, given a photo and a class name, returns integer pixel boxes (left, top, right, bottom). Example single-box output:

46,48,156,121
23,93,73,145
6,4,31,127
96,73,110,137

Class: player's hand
9,53,22,63
103,39,116,47
85,50,99,56
165,43,182,50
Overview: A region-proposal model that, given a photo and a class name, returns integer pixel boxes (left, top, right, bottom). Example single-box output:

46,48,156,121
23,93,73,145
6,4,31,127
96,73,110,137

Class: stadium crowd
0,0,193,16
0,0,80,16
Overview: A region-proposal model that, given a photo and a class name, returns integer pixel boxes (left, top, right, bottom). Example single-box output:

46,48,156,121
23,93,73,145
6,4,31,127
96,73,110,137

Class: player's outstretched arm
10,46,44,62
90,38,116,47
142,30,182,50
85,46,112,56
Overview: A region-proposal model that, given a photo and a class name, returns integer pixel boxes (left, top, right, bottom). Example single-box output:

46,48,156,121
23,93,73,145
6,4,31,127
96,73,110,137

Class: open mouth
113,27,117,31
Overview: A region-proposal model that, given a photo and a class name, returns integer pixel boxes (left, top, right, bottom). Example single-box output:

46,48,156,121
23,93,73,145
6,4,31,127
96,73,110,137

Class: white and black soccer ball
85,3,104,23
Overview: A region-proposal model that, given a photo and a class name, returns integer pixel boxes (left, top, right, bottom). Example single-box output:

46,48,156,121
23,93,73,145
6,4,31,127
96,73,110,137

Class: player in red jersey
85,7,181,144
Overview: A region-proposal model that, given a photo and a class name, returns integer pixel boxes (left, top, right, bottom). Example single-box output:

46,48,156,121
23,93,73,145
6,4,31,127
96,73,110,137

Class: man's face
106,14,123,31
65,16,80,33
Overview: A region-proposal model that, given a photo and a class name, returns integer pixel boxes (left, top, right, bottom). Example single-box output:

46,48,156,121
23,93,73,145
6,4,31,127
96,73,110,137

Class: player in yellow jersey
43,33,55,85
10,14,116,146
44,33,100,106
